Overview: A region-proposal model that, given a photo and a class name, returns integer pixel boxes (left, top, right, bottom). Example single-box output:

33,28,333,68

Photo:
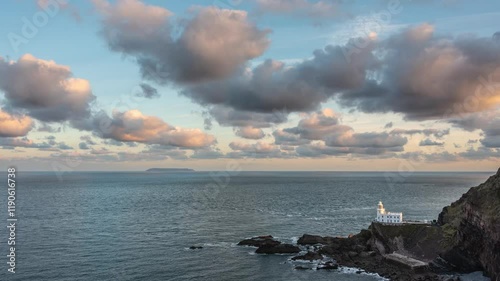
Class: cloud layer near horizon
94,110,216,148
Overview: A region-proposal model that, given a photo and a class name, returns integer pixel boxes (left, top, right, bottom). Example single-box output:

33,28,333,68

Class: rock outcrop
237,235,281,247
238,236,300,254
297,234,334,245
437,168,500,280
291,251,323,261
255,243,301,254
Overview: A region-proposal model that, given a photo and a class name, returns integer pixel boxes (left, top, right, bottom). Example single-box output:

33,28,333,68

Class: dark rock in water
297,234,331,245
294,266,311,270
189,246,203,250
291,251,323,261
317,261,339,270
437,168,500,280
238,235,281,247
255,243,301,254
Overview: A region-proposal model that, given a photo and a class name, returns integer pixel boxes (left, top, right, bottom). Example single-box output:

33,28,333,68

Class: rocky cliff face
437,168,500,281
369,222,445,262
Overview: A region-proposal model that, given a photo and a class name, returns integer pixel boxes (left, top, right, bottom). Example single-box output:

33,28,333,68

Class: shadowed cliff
437,168,500,280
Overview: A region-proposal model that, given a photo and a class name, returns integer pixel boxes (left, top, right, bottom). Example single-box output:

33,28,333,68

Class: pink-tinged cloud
340,24,500,119
235,126,265,139
94,0,270,83
287,108,349,140
230,141,277,153
0,110,33,137
255,0,342,19
276,109,408,156
99,110,216,148
37,0,81,21
0,54,95,122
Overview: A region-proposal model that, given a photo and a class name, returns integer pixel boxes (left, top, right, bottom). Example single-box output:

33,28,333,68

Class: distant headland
146,168,195,173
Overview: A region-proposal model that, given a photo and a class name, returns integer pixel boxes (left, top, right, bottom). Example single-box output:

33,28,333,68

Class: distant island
146,168,195,173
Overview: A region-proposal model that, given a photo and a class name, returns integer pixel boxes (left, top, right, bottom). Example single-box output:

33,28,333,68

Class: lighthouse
376,201,403,223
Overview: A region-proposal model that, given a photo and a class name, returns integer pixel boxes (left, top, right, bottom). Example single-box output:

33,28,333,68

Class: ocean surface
0,171,493,281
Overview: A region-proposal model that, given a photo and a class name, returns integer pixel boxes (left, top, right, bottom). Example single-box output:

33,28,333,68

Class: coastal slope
437,168,500,280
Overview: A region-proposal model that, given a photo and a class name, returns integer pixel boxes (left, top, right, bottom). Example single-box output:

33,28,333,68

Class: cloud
280,109,407,150
57,142,73,150
0,110,33,137
0,54,95,122
79,142,91,150
190,148,225,159
0,134,75,151
324,131,407,149
273,129,310,146
459,147,500,160
37,0,81,21
283,108,345,140
182,25,499,131
37,123,62,133
80,135,97,145
450,110,500,147
480,136,500,148
183,41,377,113
94,0,270,84
384,122,393,129
206,106,288,128
419,138,444,146
390,128,450,138
339,24,500,120
135,83,159,99
235,126,266,139
90,109,216,148
228,141,293,158
273,108,407,157
140,146,189,160
296,142,401,157
255,0,343,19
0,137,51,149
93,7,499,134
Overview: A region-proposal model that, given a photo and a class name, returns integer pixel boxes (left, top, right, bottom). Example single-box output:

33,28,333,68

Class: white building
376,201,403,223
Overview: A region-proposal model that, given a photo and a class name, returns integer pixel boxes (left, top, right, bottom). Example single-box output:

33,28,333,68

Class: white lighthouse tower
377,201,385,217
376,201,403,223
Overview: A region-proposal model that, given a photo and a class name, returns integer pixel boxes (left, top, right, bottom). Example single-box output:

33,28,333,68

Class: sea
0,171,493,281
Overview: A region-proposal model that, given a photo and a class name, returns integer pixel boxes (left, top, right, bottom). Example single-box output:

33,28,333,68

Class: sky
0,0,499,172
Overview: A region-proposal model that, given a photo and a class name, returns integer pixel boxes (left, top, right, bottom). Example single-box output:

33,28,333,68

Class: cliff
369,222,445,262
437,168,500,280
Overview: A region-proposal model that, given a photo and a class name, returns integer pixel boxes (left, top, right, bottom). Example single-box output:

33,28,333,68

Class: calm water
0,171,492,281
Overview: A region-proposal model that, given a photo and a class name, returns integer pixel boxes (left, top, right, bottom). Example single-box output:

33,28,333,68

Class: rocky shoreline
237,168,500,281
238,231,449,281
